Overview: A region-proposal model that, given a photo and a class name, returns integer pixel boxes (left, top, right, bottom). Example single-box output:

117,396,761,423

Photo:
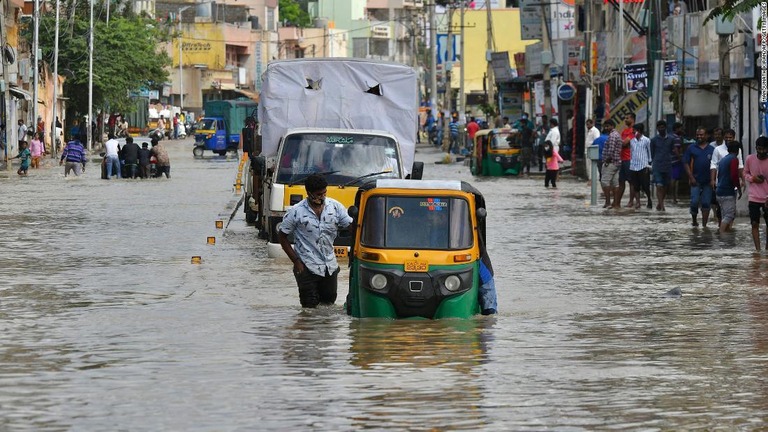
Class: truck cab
243,58,422,258
194,99,257,157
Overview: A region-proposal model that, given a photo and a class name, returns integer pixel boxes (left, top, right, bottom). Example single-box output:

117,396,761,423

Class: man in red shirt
618,112,636,207
465,116,480,152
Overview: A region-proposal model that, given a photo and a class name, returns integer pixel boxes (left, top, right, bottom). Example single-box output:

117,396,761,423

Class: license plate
334,247,348,258
404,260,429,272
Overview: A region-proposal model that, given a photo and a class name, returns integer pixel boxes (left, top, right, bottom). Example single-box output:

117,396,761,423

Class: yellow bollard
191,256,202,264
207,237,216,245
215,220,224,229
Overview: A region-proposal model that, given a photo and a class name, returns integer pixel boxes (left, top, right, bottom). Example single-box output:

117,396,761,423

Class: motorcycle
148,128,165,142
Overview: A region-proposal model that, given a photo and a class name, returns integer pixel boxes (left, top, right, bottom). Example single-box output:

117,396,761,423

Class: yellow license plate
334,247,348,258
404,260,429,272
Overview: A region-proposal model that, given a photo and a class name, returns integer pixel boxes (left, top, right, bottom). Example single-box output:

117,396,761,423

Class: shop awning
9,87,31,101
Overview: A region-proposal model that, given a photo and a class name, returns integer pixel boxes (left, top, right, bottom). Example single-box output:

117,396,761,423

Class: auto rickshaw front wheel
193,146,205,158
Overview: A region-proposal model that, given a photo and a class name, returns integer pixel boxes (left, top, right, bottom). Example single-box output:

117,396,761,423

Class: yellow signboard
174,24,225,70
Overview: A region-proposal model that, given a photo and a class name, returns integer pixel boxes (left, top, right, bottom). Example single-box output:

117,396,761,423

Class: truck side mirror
409,161,424,180
348,205,359,219
476,208,487,219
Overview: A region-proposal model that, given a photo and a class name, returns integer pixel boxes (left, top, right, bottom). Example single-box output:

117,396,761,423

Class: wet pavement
1,137,768,430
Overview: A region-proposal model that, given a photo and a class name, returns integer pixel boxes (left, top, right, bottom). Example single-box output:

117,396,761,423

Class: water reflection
346,317,494,430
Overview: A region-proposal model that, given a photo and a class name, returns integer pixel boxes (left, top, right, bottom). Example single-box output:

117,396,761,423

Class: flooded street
2,138,768,430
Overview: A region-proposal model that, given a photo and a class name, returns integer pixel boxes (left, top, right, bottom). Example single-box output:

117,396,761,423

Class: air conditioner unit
372,25,390,39
238,67,247,85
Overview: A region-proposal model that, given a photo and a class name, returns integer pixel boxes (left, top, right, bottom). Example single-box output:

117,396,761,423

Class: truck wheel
216,150,227,156
193,146,205,158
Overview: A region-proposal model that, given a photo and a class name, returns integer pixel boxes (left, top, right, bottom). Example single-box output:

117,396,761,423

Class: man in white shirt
17,119,28,150
628,123,653,209
709,129,743,224
104,134,121,179
585,118,600,157
545,118,561,154
710,128,744,186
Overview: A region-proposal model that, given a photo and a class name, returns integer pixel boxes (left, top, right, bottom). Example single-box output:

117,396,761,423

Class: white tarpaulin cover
258,58,418,175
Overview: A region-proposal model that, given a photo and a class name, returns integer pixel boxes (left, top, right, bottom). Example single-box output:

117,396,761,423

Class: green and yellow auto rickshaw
470,128,521,176
345,179,490,319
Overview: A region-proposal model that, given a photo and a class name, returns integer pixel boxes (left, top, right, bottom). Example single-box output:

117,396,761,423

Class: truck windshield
360,196,473,250
199,119,217,131
277,133,401,184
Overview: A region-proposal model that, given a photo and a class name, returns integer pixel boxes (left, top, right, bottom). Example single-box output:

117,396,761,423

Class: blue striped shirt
61,140,87,164
449,120,459,136
629,135,651,171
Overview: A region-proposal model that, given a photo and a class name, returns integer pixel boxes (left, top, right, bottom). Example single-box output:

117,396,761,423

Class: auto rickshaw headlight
494,156,501,162
444,275,462,292
370,274,388,290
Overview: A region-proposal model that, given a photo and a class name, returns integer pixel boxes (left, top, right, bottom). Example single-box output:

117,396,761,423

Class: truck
243,58,423,258
194,99,258,157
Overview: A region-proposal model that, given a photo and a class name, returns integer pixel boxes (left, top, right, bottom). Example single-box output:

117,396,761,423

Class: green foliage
705,0,755,23
279,0,311,27
28,0,171,114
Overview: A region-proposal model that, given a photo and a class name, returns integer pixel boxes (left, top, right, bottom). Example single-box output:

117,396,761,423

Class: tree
279,0,311,27
27,0,171,116
705,0,753,22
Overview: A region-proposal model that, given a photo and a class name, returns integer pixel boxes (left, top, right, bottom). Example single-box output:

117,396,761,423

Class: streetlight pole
33,0,39,136
51,0,60,156
178,5,192,111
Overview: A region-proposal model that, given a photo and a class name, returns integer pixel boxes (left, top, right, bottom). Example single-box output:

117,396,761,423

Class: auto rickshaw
469,128,521,176
346,179,490,319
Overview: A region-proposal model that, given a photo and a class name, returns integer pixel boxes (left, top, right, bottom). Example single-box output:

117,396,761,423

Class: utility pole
1,0,13,169
584,0,593,118
485,0,495,118
52,0,60,156
717,0,730,128
541,3,552,118
446,5,453,116
429,0,437,114
459,0,465,121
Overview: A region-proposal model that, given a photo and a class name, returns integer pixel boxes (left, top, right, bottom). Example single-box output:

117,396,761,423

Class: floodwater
1,138,768,430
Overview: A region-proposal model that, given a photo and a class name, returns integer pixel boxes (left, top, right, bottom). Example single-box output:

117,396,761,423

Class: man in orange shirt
619,112,636,207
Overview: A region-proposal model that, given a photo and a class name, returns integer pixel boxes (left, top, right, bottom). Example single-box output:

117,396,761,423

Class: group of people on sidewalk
590,114,768,252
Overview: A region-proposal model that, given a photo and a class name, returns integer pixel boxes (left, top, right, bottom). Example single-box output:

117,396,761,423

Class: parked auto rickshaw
470,128,521,176
346,179,490,319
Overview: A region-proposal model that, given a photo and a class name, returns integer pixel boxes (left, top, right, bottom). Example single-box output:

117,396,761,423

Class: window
361,196,473,250
276,133,401,184
267,7,275,31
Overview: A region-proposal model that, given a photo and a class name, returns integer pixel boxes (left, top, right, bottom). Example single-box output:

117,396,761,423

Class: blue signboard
436,34,459,65
557,83,575,101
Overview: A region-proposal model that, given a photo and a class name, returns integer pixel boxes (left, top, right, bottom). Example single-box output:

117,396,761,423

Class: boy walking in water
744,137,768,251
11,141,31,176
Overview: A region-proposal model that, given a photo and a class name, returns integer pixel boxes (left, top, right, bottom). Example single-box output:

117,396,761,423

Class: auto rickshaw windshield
360,195,473,249
490,133,514,150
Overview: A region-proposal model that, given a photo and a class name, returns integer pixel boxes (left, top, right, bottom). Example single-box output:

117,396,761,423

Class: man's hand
688,175,697,186
293,260,305,276
59,160,63,166
754,174,765,184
